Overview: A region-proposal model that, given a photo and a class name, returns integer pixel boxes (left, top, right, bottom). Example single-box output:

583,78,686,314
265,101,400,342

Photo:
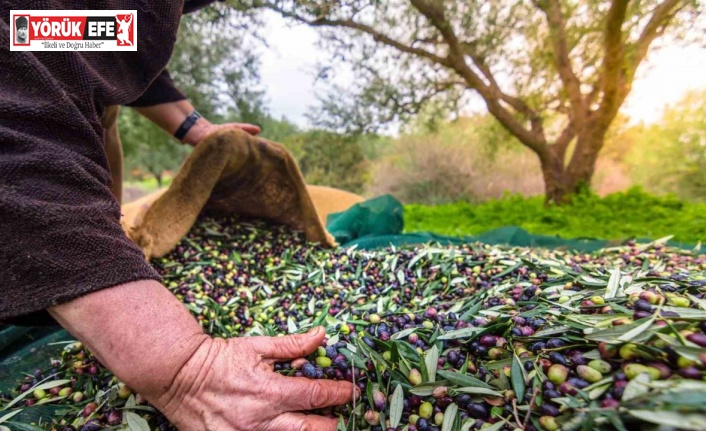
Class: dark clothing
0,0,201,322
126,69,187,108
183,0,225,14
126,0,227,108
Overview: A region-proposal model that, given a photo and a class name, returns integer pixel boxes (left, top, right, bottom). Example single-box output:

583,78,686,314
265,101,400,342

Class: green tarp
330,194,701,253
2,194,701,397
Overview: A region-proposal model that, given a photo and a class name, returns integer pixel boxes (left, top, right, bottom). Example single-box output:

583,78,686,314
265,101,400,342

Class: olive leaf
584,317,655,343
425,345,439,383
125,411,151,431
662,306,706,319
389,384,404,428
617,315,656,342
391,327,417,340
453,387,503,397
438,327,485,340
622,373,651,402
605,268,621,299
628,410,706,431
687,294,706,311
441,402,458,431
437,370,493,390
409,381,452,396
287,316,298,334
511,354,526,402
671,345,706,362
2,379,71,411
0,409,22,425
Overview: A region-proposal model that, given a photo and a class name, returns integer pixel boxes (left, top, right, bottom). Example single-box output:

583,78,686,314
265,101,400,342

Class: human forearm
134,100,213,147
48,280,208,399
134,100,261,146
48,279,356,431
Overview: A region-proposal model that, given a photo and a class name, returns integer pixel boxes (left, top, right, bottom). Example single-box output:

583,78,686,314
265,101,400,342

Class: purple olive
686,333,706,347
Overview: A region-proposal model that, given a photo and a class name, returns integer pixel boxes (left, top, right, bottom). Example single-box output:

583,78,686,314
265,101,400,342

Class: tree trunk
539,146,572,205
540,129,605,204
147,166,163,188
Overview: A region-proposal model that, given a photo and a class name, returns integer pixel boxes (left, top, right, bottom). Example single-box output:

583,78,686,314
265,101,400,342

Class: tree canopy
120,9,265,185
233,0,703,202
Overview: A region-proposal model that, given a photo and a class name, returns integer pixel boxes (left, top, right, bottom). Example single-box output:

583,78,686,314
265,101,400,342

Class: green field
404,187,706,244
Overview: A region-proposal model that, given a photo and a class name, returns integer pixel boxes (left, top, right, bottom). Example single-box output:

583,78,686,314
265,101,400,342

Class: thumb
241,124,261,136
250,327,325,360
226,122,261,136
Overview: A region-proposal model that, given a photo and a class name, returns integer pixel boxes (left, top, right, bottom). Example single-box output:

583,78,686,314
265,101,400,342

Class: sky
258,12,706,129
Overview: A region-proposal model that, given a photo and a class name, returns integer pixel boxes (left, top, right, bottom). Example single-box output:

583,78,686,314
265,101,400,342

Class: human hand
133,99,261,147
50,282,352,431
150,327,356,431
129,126,336,260
185,119,260,146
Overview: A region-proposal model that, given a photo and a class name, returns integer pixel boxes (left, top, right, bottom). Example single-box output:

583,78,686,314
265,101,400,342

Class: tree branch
409,0,547,153
599,0,686,125
461,42,539,123
598,0,629,121
627,0,685,84
533,0,585,122
632,0,685,71
555,122,576,155
263,5,452,67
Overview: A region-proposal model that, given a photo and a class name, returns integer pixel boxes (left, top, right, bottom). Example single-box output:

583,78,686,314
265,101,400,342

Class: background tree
367,115,545,204
282,130,369,193
119,109,190,188
234,0,703,203
625,89,706,201
120,8,266,186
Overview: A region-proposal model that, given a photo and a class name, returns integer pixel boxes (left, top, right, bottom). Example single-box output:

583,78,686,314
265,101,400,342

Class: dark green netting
0,328,73,391
330,195,703,253
2,193,702,423
0,327,74,426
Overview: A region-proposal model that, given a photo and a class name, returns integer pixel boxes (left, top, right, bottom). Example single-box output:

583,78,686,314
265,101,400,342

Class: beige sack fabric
120,126,364,259
121,185,363,235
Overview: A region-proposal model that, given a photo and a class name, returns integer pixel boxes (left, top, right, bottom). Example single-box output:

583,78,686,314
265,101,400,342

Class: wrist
151,337,223,420
48,280,208,400
181,117,214,147
134,101,213,147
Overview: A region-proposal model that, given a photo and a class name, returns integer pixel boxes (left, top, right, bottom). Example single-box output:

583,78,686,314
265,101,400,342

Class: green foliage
168,13,263,121
281,131,368,193
254,115,301,143
122,8,265,183
367,115,543,204
119,108,192,185
404,187,706,244
624,89,706,201
238,0,703,202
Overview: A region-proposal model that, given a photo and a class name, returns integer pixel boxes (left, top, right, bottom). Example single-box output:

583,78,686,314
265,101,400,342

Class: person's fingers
291,358,309,369
272,375,356,411
265,412,339,431
226,122,261,135
249,327,325,360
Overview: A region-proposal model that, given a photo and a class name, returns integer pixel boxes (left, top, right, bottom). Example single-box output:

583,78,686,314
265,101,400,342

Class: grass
404,187,706,244
124,176,173,192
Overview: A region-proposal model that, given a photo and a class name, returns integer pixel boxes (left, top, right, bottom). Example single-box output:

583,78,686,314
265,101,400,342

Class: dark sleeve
0,5,173,324
0,139,163,323
125,0,226,108
182,0,224,14
125,69,187,108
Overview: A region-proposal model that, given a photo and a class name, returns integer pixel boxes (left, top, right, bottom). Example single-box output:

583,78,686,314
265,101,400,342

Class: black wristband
174,110,202,141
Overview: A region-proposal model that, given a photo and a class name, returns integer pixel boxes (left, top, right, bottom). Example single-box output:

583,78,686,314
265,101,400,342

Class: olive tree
233,0,702,202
